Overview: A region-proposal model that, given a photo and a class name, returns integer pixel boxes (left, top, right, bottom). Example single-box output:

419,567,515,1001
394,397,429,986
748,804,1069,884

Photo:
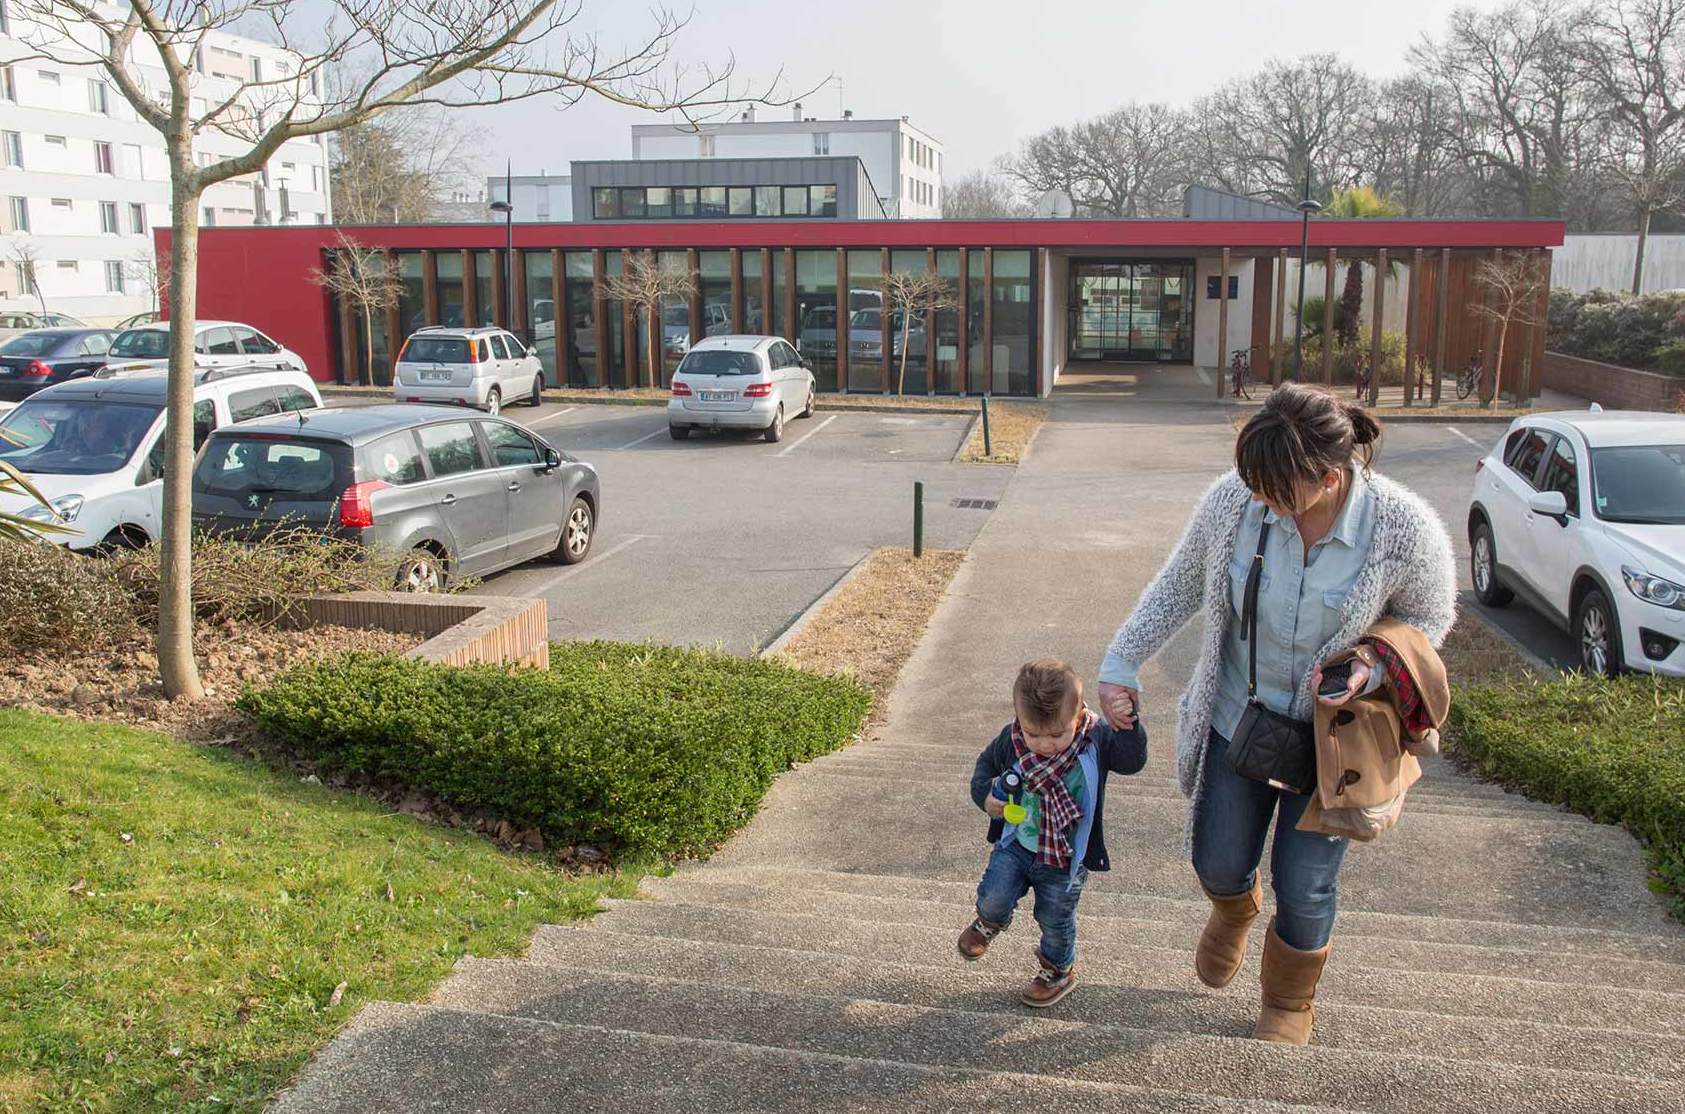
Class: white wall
1552,234,1685,294
1194,256,1255,369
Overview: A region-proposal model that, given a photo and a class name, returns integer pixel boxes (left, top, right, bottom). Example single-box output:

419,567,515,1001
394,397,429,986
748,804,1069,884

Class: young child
960,659,1147,1007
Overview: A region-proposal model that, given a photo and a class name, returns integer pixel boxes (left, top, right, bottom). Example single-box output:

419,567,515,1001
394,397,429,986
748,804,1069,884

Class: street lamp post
1293,170,1323,382
489,198,513,328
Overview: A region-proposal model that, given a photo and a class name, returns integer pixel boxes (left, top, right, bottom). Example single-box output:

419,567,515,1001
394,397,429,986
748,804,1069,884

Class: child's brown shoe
957,913,1005,960
1021,953,1077,1007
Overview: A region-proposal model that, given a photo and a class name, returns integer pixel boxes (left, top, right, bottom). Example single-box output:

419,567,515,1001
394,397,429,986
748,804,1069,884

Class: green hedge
1449,674,1685,918
1547,288,1685,375
237,642,871,858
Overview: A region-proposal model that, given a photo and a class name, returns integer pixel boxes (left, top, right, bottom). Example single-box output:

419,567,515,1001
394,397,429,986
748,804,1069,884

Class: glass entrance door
1069,260,1193,362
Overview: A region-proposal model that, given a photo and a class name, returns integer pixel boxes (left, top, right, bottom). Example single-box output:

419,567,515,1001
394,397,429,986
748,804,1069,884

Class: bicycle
1351,351,1373,400
1457,351,1483,401
1229,347,1256,400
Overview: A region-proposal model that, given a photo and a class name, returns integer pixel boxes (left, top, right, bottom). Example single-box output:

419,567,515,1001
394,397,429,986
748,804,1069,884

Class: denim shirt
1102,467,1378,737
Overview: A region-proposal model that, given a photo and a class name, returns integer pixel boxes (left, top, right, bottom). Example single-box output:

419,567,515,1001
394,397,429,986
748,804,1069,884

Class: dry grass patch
960,402,1047,464
1441,611,1546,687
773,546,964,729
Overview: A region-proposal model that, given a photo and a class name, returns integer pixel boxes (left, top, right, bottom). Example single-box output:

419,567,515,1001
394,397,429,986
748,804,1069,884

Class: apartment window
698,133,715,158
308,71,319,96
93,141,113,174
906,136,913,158
813,132,830,156
105,260,124,293
39,69,59,85
311,165,322,191
6,196,26,232
0,1,8,34
2,131,20,168
44,135,64,147
129,202,145,233
1,66,13,102
249,56,263,82
202,206,216,226
592,184,841,220
124,143,143,177
50,197,70,208
100,200,118,233
56,260,77,272
281,161,295,173
87,78,109,115
14,261,33,293
194,46,205,74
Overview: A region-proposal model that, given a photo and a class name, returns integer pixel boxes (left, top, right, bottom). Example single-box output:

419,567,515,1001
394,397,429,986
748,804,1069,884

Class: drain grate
951,498,998,510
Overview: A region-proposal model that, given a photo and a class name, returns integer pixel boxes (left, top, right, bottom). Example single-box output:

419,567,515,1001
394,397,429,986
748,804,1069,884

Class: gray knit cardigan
1105,468,1458,807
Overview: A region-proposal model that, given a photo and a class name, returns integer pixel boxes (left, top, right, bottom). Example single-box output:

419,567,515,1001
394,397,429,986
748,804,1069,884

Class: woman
1097,383,1455,1045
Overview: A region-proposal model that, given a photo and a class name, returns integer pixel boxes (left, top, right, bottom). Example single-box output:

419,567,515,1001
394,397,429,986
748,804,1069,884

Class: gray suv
192,404,599,589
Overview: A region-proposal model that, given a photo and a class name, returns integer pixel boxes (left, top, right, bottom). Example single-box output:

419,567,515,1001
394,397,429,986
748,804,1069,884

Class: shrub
1449,674,1685,919
0,538,138,654
1652,340,1685,378
1548,287,1685,372
1270,330,1406,385
238,642,873,858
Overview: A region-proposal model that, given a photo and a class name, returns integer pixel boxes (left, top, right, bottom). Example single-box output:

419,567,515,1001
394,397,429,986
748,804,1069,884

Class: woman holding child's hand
1098,384,1454,1047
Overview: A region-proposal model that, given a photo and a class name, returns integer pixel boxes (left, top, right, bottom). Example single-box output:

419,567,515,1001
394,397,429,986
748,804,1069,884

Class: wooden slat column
880,246,892,394
512,250,528,337
460,249,477,329
835,248,849,391
421,251,439,326
593,250,609,390
1481,249,1501,404
782,248,796,345
957,247,970,395
1367,248,1387,407
1432,248,1450,407
981,247,994,395
687,248,702,350
490,249,506,328
1403,248,1422,407
551,249,567,388
759,248,773,339
730,249,744,334
382,250,400,386
622,285,638,389
1273,249,1287,385
336,276,357,385
925,246,938,396
1321,248,1336,384
1216,248,1231,398
1526,248,1551,402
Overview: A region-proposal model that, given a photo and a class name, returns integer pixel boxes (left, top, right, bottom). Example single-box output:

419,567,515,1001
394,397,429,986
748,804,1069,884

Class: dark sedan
0,329,118,402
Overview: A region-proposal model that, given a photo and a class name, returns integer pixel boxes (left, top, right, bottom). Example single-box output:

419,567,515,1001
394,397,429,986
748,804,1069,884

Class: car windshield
851,309,881,331
108,329,170,358
0,398,161,474
194,435,349,500
803,307,835,330
0,333,65,357
662,306,690,326
403,336,470,363
1591,444,1685,525
678,350,760,376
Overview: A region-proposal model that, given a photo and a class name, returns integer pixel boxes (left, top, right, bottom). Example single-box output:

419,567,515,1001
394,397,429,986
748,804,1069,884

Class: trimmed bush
0,537,138,653
1548,287,1685,375
1449,674,1685,919
238,642,872,857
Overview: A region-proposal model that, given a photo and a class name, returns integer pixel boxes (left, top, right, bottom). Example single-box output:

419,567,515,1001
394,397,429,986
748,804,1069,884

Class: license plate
420,370,452,382
699,391,734,402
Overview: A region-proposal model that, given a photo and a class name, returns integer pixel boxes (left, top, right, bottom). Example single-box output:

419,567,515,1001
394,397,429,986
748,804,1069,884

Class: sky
449,0,1508,188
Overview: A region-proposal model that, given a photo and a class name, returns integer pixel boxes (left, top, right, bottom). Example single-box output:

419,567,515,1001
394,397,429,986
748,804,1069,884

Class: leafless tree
603,251,696,389
940,168,1028,219
124,249,169,314
1577,0,1685,292
5,238,47,314
330,100,483,223
7,0,794,700
1003,102,1189,216
309,230,399,385
879,268,959,396
1470,251,1548,405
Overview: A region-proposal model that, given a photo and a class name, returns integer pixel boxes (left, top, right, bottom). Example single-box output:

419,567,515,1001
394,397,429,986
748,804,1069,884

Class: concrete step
526,925,1685,1082
271,999,1344,1114
436,959,1683,1114
584,898,1685,1036
628,877,1685,993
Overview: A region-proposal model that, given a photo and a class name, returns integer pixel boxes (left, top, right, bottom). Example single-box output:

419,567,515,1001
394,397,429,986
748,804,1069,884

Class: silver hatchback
667,335,816,443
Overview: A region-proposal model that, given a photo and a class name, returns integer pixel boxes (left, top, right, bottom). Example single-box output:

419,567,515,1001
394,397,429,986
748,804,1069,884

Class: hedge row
238,642,872,858
1449,674,1685,919
1547,288,1685,376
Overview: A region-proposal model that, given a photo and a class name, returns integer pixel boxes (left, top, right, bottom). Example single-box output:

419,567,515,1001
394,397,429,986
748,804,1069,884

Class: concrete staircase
272,395,1685,1112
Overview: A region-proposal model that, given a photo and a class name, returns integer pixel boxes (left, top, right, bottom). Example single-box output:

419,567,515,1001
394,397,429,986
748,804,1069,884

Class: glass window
366,432,425,485
742,250,765,334
813,132,830,155
934,250,962,393
619,188,646,219
243,329,280,355
81,333,111,356
402,336,469,363
754,186,781,217
129,202,145,233
193,436,346,500
435,252,464,329
2,131,20,168
417,422,482,477
1508,430,1550,486
473,251,495,327
602,250,627,386
890,249,929,394
1539,436,1580,515
489,333,512,360
109,328,167,359
672,188,697,218
482,421,542,467
1590,444,1685,525
699,187,727,217
646,187,672,218
564,251,597,387
846,249,883,391
992,250,1033,396
698,251,730,342
277,386,314,413
192,398,216,450
226,326,257,351
811,184,838,218
228,386,282,423
678,349,760,376
782,186,810,217
204,327,240,355
592,187,618,219
795,250,838,391
967,254,988,387
524,250,556,386
0,399,161,474
728,187,753,216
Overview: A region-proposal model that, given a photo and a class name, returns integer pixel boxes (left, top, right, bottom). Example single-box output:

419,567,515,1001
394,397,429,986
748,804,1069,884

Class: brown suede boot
957,912,1005,960
1021,951,1077,1008
1254,918,1331,1045
1195,876,1263,989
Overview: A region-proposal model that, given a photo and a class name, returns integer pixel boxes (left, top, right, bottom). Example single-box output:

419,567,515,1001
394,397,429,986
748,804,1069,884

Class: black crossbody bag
1224,519,1319,796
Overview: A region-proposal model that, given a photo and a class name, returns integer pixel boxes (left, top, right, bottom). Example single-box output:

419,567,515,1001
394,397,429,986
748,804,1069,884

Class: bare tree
331,102,482,223
879,268,959,396
1004,102,1189,216
1470,251,1547,405
1577,0,1685,292
124,249,169,315
309,230,399,385
5,238,47,315
603,251,696,389
941,168,1028,219
8,0,792,700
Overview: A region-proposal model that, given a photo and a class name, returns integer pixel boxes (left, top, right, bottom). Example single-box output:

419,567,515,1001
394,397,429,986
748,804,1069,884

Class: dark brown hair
1013,659,1081,728
1234,383,1381,509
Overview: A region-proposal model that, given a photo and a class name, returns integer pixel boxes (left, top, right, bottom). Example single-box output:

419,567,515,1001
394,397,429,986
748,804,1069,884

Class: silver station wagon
667,335,816,443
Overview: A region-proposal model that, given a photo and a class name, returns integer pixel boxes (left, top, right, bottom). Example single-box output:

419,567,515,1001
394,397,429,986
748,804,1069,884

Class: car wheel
528,377,543,406
95,526,149,555
764,404,785,443
669,424,691,440
1574,587,1623,677
1470,522,1514,607
395,548,446,593
799,389,815,418
550,496,594,565
484,388,501,416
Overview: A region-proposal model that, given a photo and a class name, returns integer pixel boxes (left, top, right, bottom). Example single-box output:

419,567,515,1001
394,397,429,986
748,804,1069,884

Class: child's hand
982,795,1007,819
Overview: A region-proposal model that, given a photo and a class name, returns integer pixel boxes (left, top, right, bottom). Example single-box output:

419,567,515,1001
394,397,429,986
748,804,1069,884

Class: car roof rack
196,362,300,383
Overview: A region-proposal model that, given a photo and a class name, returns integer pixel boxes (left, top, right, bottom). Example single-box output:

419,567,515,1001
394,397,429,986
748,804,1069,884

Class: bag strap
1240,518,1272,699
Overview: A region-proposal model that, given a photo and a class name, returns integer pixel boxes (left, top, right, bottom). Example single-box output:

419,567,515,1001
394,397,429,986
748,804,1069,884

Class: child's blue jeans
974,840,1086,971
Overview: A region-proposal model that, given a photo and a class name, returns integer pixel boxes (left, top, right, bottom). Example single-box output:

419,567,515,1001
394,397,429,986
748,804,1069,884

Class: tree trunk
159,144,204,701
31,269,46,316
897,307,912,396
1632,207,1652,296
1490,323,1507,409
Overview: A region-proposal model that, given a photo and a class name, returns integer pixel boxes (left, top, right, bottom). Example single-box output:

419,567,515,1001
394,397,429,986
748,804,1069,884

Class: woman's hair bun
1344,402,1381,446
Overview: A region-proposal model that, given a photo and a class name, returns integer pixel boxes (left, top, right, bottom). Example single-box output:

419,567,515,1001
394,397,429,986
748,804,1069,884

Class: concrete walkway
273,388,1685,1113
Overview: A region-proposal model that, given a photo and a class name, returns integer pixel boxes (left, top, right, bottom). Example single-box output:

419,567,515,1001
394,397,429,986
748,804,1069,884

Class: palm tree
1323,188,1405,355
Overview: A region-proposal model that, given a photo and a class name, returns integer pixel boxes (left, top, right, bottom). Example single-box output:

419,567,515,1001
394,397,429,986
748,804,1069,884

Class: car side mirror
800,357,813,370
528,346,539,358
1527,490,1569,523
542,448,561,472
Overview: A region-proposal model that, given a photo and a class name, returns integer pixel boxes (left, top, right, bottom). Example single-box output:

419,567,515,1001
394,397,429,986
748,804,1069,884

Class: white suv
103,320,308,375
1467,408,1685,676
393,326,545,415
0,364,321,551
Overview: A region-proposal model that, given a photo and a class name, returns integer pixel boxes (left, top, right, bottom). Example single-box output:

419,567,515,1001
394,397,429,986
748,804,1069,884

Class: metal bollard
981,396,993,457
913,480,924,558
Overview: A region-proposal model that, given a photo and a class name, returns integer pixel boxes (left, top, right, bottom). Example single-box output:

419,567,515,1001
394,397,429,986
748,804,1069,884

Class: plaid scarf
1367,639,1432,736
1010,709,1096,870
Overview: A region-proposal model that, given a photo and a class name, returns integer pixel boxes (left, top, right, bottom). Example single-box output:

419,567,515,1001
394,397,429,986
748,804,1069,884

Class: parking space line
526,406,578,427
526,534,647,593
1444,425,1484,449
776,414,837,456
613,426,669,451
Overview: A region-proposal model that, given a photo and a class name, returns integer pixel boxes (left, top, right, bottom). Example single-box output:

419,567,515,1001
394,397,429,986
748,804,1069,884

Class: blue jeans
974,840,1086,971
1192,729,1349,950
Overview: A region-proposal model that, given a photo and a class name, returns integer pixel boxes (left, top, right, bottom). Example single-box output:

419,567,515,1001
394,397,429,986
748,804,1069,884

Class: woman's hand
1097,682,1140,729
1311,659,1372,707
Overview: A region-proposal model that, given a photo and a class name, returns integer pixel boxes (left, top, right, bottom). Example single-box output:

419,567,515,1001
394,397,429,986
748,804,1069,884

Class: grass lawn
0,709,644,1113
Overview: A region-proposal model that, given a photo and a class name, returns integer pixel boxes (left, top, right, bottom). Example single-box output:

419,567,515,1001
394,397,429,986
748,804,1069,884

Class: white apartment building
0,1,331,323
631,106,943,219
485,173,573,222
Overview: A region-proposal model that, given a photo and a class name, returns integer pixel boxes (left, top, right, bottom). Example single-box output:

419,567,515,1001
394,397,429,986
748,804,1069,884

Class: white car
393,326,545,415
0,364,321,551
102,320,308,376
667,335,816,443
1467,408,1685,676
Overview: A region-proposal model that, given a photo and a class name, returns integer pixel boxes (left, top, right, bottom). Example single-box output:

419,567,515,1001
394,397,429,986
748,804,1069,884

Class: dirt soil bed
0,623,419,742
960,403,1047,464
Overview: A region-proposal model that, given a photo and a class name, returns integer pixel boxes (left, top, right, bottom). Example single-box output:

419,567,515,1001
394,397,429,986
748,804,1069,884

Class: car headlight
19,494,84,523
1622,566,1685,611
